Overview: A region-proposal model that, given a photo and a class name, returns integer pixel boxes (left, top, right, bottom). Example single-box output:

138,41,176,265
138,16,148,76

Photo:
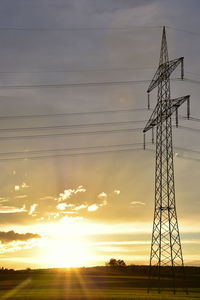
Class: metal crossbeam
143,95,190,133
147,57,184,93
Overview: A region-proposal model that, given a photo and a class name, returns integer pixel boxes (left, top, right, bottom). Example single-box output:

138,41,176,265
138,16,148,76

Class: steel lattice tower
143,26,190,293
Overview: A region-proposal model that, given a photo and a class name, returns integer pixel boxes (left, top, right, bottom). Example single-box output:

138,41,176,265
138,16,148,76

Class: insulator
176,109,178,127
152,128,154,144
187,98,190,119
181,58,184,80
148,93,150,110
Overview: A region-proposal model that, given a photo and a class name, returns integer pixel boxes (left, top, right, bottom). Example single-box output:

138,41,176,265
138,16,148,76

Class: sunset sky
0,0,200,269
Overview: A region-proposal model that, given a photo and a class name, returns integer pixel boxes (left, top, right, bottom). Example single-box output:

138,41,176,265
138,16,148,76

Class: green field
0,267,199,300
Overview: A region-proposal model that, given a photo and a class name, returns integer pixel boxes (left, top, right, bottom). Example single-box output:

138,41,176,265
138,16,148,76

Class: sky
0,0,200,269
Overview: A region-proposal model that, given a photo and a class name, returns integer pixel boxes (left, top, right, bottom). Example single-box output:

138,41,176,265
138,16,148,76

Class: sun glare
27,217,154,268
43,239,88,268
38,219,91,268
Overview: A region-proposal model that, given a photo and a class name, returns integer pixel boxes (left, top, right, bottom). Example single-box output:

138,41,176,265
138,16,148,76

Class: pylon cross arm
143,95,190,133
147,57,184,93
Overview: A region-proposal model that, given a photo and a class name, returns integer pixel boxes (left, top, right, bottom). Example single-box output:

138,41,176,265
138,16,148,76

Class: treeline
0,264,200,277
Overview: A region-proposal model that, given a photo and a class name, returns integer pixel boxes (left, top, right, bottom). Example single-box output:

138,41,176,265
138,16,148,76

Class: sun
44,238,89,268
38,218,91,268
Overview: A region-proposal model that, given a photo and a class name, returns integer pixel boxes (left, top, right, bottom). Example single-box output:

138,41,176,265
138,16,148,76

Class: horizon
2,263,200,272
0,0,200,271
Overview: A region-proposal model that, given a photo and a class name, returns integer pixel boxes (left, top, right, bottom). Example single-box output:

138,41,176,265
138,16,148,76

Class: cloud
0,205,26,214
47,212,61,220
74,204,87,211
99,199,107,207
0,230,41,243
131,201,145,206
114,190,120,195
22,182,30,188
58,190,73,201
60,216,83,224
97,192,108,207
98,192,107,199
88,204,99,212
40,196,54,200
0,198,8,203
90,0,154,13
56,203,74,211
74,186,87,194
96,192,108,207
54,189,108,214
15,195,27,199
14,182,30,192
29,204,38,215
56,186,86,202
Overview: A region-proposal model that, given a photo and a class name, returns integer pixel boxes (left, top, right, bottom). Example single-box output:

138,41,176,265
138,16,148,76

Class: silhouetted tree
106,258,126,267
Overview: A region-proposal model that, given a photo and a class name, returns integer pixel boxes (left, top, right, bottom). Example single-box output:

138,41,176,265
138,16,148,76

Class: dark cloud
0,0,75,27
0,230,40,243
88,0,155,13
0,213,32,225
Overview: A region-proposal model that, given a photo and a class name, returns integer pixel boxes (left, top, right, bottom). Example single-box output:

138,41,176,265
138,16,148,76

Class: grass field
0,267,199,300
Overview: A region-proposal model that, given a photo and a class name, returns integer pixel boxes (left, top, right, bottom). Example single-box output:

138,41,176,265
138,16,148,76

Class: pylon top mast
144,26,190,136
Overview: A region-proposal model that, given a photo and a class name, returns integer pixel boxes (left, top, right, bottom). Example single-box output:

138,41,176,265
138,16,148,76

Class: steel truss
144,26,190,294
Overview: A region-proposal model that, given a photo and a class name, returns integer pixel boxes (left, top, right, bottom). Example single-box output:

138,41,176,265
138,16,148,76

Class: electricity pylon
143,26,190,293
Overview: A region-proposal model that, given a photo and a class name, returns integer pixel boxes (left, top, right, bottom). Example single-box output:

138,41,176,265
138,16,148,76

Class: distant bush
106,258,126,267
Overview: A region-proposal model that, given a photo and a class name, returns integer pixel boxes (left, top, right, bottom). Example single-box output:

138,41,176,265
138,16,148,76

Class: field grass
0,267,199,300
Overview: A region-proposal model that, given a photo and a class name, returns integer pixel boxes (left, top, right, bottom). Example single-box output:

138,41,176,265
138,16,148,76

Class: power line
0,119,147,133
178,125,200,133
0,25,198,37
0,123,192,141
166,26,200,37
147,146,200,163
177,155,200,162
0,25,160,32
0,107,149,120
180,115,200,123
175,146,200,155
0,144,200,162
3,144,198,159
186,71,200,77
0,66,153,75
0,127,143,141
0,114,191,135
0,78,183,90
184,78,200,85
147,145,200,156
174,147,200,163
0,147,145,162
0,79,151,89
0,68,195,80
0,119,192,137
0,142,148,157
